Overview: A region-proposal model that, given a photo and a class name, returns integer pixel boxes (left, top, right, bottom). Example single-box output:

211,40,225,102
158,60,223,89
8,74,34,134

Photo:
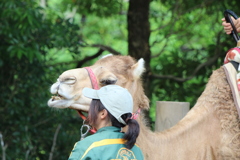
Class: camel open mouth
48,92,91,112
48,94,71,109
51,95,64,101
51,95,90,119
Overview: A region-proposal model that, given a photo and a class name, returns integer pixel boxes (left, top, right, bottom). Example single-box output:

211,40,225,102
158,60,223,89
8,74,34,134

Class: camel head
47,55,149,114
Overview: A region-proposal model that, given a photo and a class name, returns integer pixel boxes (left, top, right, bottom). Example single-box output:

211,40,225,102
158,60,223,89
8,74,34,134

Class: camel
48,55,240,159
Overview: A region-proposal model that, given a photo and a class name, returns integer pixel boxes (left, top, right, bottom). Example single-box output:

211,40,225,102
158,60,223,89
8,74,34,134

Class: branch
76,44,122,68
49,124,61,160
0,133,8,160
25,149,31,160
24,127,33,160
90,44,122,55
33,117,54,127
45,44,122,68
76,48,104,68
45,49,104,68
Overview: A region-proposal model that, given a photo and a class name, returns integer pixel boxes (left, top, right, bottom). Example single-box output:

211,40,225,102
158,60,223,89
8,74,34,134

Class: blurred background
0,0,239,159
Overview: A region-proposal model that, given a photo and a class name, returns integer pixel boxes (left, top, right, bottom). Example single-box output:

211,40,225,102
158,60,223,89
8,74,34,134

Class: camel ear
131,58,145,79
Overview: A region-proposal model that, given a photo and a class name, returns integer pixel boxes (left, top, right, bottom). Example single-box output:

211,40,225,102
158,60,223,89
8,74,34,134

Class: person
68,85,144,160
222,17,240,34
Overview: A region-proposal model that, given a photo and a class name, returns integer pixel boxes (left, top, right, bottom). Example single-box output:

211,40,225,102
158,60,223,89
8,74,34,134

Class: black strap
224,9,240,42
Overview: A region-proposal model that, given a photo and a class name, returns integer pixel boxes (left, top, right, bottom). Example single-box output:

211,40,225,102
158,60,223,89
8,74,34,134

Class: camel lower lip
47,98,69,108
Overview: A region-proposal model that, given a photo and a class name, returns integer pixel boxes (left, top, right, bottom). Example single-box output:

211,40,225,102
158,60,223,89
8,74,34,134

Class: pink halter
77,67,99,134
84,67,99,90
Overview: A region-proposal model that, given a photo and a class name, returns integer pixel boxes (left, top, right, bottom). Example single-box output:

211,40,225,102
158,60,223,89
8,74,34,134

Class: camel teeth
51,96,61,101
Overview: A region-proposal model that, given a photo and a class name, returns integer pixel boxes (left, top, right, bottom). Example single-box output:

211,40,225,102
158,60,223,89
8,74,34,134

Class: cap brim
82,87,100,99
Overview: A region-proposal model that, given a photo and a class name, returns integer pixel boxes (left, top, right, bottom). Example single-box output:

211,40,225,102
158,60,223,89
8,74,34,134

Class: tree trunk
127,0,151,97
127,0,152,125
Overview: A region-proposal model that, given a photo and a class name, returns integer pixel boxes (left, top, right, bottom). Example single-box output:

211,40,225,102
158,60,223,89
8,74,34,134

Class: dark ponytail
121,113,140,149
110,113,140,149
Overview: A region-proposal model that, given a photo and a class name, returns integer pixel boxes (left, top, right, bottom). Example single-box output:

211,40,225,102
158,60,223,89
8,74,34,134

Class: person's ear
100,109,108,119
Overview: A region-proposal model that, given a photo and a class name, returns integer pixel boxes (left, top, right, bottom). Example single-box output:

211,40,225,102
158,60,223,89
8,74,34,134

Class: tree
0,0,83,159
127,0,151,96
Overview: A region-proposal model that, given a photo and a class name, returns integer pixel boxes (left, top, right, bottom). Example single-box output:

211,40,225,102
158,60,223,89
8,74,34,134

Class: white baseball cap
82,85,133,125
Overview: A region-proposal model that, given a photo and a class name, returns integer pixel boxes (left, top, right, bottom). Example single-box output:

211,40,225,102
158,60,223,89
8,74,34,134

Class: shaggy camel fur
48,55,240,159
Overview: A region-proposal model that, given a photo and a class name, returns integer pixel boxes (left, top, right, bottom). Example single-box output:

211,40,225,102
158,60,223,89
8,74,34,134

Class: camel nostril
50,81,60,94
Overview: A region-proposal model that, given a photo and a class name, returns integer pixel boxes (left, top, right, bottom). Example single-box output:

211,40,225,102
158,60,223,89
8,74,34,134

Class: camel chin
69,104,90,112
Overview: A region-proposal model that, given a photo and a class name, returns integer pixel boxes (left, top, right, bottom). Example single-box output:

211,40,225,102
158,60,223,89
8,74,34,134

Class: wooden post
155,101,190,132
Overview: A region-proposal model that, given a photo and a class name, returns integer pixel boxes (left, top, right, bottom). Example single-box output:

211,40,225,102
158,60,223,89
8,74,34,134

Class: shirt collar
97,126,121,133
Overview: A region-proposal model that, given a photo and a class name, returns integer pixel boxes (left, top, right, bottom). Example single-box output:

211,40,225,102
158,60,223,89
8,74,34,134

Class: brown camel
48,55,240,159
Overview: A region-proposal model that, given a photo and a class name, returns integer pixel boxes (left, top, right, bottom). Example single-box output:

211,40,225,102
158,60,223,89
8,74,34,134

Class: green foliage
0,54,80,159
60,0,126,17
0,0,43,61
148,0,239,120
0,0,83,159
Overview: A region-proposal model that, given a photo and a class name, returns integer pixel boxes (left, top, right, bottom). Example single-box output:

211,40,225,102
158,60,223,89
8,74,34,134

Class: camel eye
100,79,117,85
63,77,76,84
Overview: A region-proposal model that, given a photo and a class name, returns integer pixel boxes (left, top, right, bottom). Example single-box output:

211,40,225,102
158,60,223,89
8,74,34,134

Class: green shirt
68,126,144,160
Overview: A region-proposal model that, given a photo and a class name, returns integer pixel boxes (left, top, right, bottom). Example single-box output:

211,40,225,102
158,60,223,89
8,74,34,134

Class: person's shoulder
133,144,144,157
72,134,98,149
80,131,109,145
